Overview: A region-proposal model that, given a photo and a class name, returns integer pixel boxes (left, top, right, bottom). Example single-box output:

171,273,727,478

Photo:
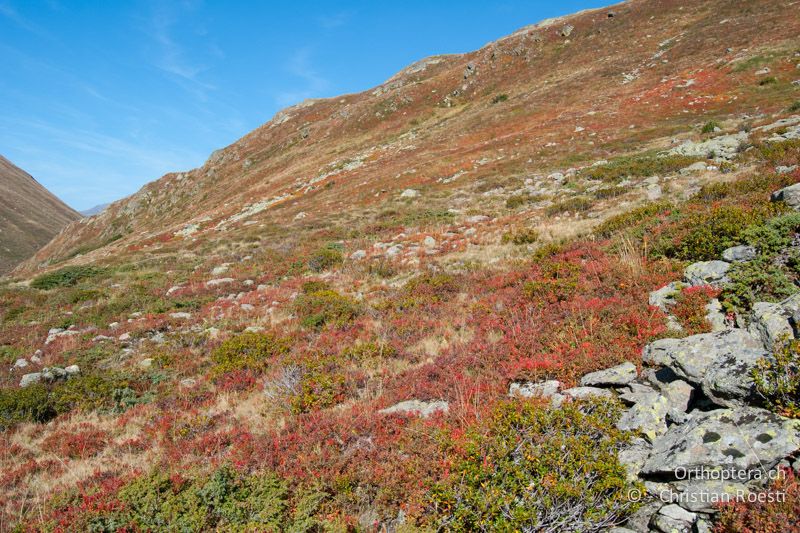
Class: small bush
289,357,348,414
0,384,56,429
595,202,673,237
42,427,109,459
674,206,767,261
491,93,509,104
752,340,800,418
701,121,720,134
759,76,778,86
429,399,639,531
789,101,800,113
293,289,361,329
721,257,798,313
740,212,800,256
307,246,343,272
546,196,592,216
31,266,104,290
581,154,699,183
671,286,719,335
501,228,539,245
716,468,800,533
211,332,290,375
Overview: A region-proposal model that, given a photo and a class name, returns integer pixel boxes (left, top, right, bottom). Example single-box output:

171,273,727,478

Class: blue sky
0,1,611,211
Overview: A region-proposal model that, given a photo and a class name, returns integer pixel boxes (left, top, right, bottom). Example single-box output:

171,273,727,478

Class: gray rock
771,182,800,210
721,245,757,263
642,329,763,385
651,504,696,533
169,312,192,320
561,386,612,399
619,382,660,405
670,479,751,513
669,132,748,161
641,407,800,477
580,361,637,387
618,437,653,482
748,301,794,350
702,338,766,407
776,165,798,175
683,260,731,287
350,250,367,260
679,161,709,175
617,392,669,442
12,358,29,369
19,372,42,387
400,188,419,199
663,379,694,415
379,399,449,418
704,299,728,332
509,380,561,399
64,364,80,375
649,282,686,312
624,501,663,533
560,24,574,37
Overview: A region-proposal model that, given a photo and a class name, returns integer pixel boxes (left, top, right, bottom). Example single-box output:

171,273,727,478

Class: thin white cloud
0,1,51,38
275,47,330,107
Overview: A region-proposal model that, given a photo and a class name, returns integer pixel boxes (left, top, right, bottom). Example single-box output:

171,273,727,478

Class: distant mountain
0,155,80,274
80,203,110,217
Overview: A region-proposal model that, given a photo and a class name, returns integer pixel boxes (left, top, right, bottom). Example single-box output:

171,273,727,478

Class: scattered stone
206,278,235,287
138,358,153,369
400,189,419,198
466,215,490,224
211,265,229,276
294,211,307,220
509,380,561,399
649,281,686,312
721,245,757,263
350,250,367,260
180,378,197,387
679,161,709,175
560,24,574,37
669,132,747,161
755,67,771,75
169,312,192,320
379,399,449,418
580,361,637,387
423,236,437,248
19,373,42,387
683,260,731,287
12,358,28,369
776,165,798,175
771,182,800,210
64,365,80,375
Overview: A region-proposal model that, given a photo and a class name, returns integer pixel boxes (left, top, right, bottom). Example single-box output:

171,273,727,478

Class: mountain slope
17,0,800,274
0,155,80,273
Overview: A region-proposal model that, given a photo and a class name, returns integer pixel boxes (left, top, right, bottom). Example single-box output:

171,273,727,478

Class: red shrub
41,426,110,460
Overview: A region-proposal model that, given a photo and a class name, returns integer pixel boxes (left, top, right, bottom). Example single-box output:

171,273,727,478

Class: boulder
748,301,794,350
580,361,637,387
618,437,652,482
400,189,419,198
379,399,449,418
771,182,800,210
19,372,42,388
721,245,757,263
12,358,29,369
624,501,663,533
702,340,767,407
350,250,367,260
683,260,731,287
641,407,800,477
642,329,763,385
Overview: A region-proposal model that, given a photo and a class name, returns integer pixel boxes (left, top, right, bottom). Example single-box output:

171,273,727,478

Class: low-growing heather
211,332,290,375
31,265,105,290
752,340,800,418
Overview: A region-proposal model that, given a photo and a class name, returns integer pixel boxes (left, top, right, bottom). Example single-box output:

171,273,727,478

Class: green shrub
501,228,540,245
0,384,56,429
307,246,343,272
581,154,699,183
31,265,104,290
759,76,778,86
674,206,767,261
211,332,290,375
289,357,347,414
789,101,800,113
721,257,798,313
752,340,800,418
701,121,721,134
491,93,509,104
740,212,800,256
593,186,626,200
293,289,361,329
102,466,328,531
595,202,673,237
546,196,592,216
429,399,639,531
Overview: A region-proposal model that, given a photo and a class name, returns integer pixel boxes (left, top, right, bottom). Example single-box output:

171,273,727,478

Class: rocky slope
0,156,80,274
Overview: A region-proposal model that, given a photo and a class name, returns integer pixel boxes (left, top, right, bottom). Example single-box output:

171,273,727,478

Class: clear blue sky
0,0,612,211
